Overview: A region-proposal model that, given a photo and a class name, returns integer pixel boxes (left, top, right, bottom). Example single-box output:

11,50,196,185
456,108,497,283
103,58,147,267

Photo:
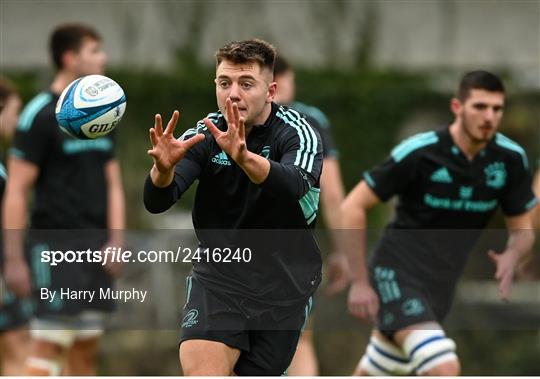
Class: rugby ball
55,74,126,139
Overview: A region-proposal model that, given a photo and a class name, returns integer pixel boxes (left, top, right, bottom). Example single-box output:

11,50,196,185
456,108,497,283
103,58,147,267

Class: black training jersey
10,91,115,229
144,103,324,309
364,127,537,281
290,101,338,159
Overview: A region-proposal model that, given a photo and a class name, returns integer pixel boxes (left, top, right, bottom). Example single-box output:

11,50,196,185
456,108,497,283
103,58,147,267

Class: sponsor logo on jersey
62,139,113,154
374,267,401,304
382,311,395,326
459,186,473,199
181,309,199,328
424,194,497,212
260,145,270,158
485,162,506,189
211,151,231,166
402,298,425,316
430,167,453,183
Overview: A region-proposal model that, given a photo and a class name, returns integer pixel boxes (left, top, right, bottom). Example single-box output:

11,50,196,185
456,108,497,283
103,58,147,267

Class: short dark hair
457,70,505,101
273,54,292,77
50,23,101,70
215,39,276,72
0,77,18,114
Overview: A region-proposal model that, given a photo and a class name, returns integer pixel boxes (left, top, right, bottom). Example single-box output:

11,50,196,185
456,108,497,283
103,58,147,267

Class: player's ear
267,81,277,103
62,50,76,71
450,97,462,116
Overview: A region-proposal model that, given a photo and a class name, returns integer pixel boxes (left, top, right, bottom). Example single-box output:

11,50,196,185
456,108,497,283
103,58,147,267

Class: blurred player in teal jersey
0,77,30,375
274,55,348,376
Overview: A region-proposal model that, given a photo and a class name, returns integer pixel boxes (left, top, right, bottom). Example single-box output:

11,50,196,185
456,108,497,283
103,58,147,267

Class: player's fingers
350,304,364,320
233,102,241,124
182,133,205,151
367,301,379,323
487,250,498,263
14,279,31,298
226,99,236,129
154,114,163,136
165,110,180,135
149,128,158,147
499,271,513,299
204,118,222,139
238,116,246,141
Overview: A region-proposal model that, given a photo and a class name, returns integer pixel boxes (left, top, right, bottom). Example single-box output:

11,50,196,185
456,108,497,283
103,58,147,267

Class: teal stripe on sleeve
8,147,25,159
363,172,375,188
495,133,529,169
299,187,320,225
17,93,53,132
391,131,438,162
0,163,6,180
525,197,538,210
277,107,318,172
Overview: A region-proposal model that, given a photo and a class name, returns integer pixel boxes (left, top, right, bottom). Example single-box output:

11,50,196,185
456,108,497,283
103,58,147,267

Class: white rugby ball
55,74,126,139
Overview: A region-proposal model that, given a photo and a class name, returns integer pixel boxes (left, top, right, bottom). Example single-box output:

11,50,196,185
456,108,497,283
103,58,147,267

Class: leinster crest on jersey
484,162,506,189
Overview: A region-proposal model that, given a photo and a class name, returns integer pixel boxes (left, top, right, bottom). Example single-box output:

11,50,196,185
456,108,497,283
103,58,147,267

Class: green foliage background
5,60,539,375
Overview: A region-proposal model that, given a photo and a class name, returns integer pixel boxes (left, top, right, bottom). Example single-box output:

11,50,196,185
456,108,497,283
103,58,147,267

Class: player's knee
179,342,233,376
357,334,413,375
401,329,458,375
67,338,99,374
421,358,460,376
26,357,62,376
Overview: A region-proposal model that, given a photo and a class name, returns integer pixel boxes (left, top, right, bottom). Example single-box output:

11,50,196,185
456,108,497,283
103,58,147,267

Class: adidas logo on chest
211,151,231,166
430,167,453,183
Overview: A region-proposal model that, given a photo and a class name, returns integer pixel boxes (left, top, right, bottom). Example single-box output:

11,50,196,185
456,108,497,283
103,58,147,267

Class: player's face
274,69,296,104
454,89,504,143
0,94,21,140
72,37,107,76
215,60,276,127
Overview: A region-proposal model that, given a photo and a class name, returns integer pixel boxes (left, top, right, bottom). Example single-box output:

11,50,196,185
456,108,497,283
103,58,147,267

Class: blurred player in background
273,55,348,376
144,39,323,375
342,71,537,375
533,163,540,228
3,23,125,375
0,78,31,375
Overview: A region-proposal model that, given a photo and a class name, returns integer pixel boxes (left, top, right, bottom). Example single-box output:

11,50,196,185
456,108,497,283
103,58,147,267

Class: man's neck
449,121,488,161
50,71,78,95
245,103,272,137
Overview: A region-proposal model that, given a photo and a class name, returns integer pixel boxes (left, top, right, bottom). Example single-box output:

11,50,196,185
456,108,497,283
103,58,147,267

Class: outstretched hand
204,99,247,164
348,281,379,323
488,249,517,301
147,110,205,173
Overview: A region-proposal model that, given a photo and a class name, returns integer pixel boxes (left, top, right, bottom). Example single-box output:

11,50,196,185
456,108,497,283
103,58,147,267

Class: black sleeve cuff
260,160,306,199
143,174,180,214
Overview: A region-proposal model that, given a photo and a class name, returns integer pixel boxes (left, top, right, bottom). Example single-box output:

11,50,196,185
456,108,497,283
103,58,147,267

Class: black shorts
0,283,34,332
179,275,312,376
370,264,456,338
27,235,115,317
0,249,35,332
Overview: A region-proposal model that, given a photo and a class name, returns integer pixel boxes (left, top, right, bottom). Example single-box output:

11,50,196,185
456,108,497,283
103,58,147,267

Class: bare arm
2,158,39,296
102,159,126,277
319,157,348,295
341,180,381,321
320,158,345,235
533,169,540,229
488,210,535,300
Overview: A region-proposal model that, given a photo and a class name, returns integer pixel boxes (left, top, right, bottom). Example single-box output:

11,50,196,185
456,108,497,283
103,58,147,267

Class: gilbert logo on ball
55,75,126,139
